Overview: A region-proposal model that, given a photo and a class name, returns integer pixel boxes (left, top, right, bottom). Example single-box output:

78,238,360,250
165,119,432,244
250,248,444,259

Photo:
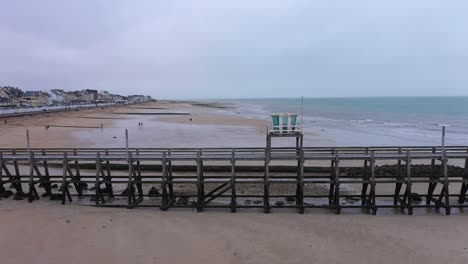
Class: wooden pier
1,145,468,215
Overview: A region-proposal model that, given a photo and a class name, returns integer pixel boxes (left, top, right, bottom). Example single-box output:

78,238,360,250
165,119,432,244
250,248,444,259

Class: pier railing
0,103,116,116
1,146,468,215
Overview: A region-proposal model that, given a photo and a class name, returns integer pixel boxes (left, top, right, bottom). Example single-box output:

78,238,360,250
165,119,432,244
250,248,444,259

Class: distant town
0,86,154,108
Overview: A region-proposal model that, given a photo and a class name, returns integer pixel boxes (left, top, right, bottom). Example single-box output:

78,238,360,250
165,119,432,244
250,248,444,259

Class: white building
48,89,66,105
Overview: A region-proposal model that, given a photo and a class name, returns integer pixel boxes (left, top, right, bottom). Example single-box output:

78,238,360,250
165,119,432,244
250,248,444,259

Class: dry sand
1,202,467,264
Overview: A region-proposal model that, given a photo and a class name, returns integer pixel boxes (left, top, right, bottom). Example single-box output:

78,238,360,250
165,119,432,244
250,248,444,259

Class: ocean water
217,97,468,146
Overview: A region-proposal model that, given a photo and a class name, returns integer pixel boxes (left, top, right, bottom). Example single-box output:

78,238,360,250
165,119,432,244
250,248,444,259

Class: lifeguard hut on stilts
265,113,304,213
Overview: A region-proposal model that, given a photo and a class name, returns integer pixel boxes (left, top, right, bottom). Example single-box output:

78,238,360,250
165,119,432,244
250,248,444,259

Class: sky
0,0,467,99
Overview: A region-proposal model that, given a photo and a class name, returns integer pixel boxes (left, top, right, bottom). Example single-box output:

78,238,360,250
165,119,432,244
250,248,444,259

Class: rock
59,185,73,191
285,196,296,203
177,197,188,205
345,197,360,204
411,193,423,203
120,186,135,195
26,193,37,201
50,193,63,200
80,182,88,190
275,201,285,207
1,190,14,198
148,187,160,197
13,193,24,200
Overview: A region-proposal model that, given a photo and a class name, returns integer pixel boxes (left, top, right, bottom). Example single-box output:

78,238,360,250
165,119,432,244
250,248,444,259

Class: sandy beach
1,101,468,264
0,202,467,264
0,101,334,149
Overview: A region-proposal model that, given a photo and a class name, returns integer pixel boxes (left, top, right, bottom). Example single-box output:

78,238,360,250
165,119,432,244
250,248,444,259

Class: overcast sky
1,1,467,99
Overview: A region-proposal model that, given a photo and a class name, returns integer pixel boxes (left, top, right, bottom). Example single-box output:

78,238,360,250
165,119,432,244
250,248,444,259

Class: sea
216,97,468,146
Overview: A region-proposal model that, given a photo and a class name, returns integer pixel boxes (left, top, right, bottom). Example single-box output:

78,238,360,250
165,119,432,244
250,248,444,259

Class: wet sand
0,101,333,149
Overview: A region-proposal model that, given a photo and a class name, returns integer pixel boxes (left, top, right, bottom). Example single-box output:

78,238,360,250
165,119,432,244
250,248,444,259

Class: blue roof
24,91,42,97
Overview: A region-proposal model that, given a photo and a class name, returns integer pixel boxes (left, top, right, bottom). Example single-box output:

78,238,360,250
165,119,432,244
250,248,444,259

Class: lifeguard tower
264,113,304,213
266,113,303,151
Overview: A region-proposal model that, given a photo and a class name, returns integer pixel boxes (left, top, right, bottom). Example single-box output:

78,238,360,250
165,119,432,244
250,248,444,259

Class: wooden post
61,152,72,204
427,147,437,205
329,148,335,206
12,149,22,195
160,152,168,211
42,150,51,197
125,129,129,160
334,151,341,214
458,147,468,203
370,151,376,215
361,148,369,205
394,147,403,206
72,149,82,196
127,152,134,207
196,151,203,212
105,149,113,197
135,149,143,201
230,149,237,213
28,152,36,203
0,152,4,199
167,150,174,198
405,151,413,215
442,146,451,215
95,152,102,205
264,146,271,213
26,129,31,154
297,147,305,214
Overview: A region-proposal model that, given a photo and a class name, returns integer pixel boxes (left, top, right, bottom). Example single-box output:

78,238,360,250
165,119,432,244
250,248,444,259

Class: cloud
1,0,467,98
